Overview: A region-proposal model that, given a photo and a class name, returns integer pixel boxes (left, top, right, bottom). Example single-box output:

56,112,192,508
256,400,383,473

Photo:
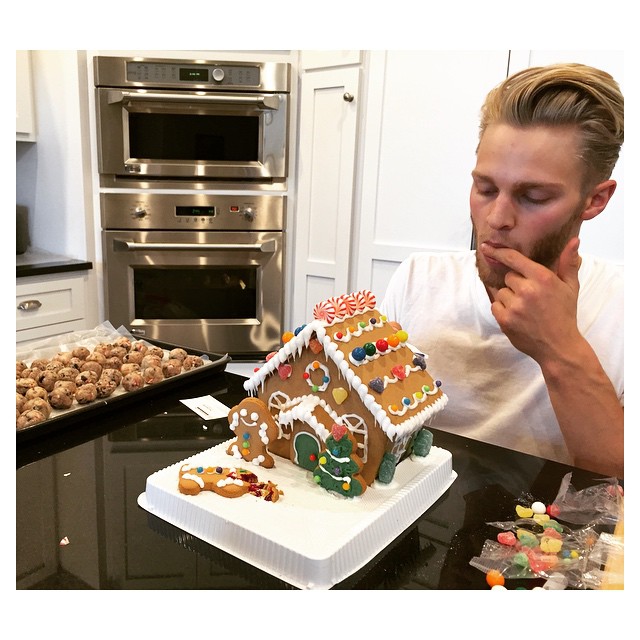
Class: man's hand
480,237,582,365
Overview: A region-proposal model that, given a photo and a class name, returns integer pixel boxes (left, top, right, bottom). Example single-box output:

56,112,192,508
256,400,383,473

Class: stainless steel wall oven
101,193,285,358
94,56,290,188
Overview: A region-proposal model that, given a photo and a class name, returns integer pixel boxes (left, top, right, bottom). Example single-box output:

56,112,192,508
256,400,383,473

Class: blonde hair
479,63,624,188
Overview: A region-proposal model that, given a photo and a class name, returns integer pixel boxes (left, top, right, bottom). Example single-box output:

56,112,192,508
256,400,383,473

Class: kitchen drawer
16,273,86,335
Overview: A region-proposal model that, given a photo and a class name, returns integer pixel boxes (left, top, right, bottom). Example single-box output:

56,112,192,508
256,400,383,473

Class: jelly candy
486,569,505,587
515,505,534,518
497,531,517,546
512,552,530,568
540,536,563,553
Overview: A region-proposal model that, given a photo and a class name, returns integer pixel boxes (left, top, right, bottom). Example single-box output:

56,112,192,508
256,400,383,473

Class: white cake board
138,439,457,589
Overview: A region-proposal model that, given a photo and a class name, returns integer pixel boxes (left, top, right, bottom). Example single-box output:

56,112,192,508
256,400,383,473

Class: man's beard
474,212,581,290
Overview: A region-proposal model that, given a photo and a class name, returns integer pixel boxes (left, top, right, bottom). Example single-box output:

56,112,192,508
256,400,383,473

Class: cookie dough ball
100,368,123,386
72,346,91,360
30,358,50,370
68,357,84,371
131,341,148,355
48,387,74,410
109,345,128,360
96,378,118,398
86,351,107,366
44,360,64,373
54,380,77,395
122,372,145,392
113,336,132,352
53,351,73,365
75,370,98,386
123,350,144,365
104,356,123,370
23,397,52,419
93,343,113,357
120,363,141,376
141,354,163,370
17,409,47,429
25,386,49,401
162,358,182,378
57,367,78,382
81,360,103,377
76,383,98,404
169,348,188,362
183,355,204,370
16,361,28,376
147,346,165,359
36,370,59,392
142,365,163,385
16,393,26,414
17,378,38,395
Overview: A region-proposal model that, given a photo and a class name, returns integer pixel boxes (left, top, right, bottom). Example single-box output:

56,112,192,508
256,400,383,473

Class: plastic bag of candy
469,473,623,589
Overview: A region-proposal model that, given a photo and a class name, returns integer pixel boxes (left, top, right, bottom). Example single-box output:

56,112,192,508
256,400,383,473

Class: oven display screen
179,68,208,82
175,206,216,217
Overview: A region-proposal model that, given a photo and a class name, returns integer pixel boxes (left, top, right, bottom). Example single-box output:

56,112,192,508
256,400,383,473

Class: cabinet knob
18,299,42,311
343,92,354,103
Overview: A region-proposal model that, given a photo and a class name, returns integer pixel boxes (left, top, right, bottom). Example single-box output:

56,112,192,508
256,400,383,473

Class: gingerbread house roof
243,291,448,442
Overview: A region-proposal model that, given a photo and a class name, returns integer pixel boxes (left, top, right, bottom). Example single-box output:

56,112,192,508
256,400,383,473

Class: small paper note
181,395,230,420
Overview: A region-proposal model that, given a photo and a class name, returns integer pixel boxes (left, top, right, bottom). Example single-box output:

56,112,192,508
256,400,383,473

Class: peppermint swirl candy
339,293,358,318
330,296,346,321
313,299,337,324
355,290,376,312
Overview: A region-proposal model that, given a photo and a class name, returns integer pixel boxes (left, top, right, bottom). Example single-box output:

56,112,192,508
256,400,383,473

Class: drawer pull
17,299,42,311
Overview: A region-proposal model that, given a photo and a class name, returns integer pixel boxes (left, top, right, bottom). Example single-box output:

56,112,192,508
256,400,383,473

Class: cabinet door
16,50,36,141
291,65,360,329
354,51,510,297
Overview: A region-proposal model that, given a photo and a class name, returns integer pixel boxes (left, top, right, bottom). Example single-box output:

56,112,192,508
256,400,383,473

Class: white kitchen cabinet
16,50,36,142
354,50,510,296
16,272,89,344
291,58,361,328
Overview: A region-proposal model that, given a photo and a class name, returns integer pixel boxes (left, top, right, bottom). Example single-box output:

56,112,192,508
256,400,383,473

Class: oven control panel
101,193,285,231
126,62,261,88
94,57,290,93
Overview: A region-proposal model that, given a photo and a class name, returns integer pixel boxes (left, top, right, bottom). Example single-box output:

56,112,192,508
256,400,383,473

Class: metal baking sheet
16,322,230,444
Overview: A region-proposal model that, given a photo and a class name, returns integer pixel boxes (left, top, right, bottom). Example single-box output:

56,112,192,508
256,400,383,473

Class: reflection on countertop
16,248,92,278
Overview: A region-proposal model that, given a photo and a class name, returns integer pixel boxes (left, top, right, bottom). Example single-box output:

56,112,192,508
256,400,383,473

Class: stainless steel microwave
94,56,290,186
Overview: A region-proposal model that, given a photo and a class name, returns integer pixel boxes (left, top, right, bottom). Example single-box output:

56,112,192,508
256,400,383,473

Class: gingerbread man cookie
178,464,282,502
227,397,279,468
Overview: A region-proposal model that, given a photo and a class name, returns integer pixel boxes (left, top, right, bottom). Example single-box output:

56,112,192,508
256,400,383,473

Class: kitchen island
16,368,619,590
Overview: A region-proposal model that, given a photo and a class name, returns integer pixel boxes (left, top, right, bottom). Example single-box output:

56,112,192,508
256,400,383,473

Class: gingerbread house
242,291,448,487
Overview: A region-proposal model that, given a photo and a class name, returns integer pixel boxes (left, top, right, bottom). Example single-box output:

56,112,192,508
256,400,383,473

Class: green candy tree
313,423,366,497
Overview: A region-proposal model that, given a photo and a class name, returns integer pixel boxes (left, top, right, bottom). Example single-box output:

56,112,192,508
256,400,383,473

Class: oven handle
108,90,280,110
113,239,276,253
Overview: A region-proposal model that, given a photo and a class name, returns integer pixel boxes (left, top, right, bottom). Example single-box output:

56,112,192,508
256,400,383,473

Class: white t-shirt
380,251,624,465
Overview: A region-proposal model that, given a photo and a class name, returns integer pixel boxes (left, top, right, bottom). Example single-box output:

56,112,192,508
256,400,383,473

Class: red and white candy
313,299,337,324
356,290,376,312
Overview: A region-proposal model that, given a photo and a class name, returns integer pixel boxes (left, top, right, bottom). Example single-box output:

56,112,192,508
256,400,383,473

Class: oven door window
128,113,260,163
133,266,257,319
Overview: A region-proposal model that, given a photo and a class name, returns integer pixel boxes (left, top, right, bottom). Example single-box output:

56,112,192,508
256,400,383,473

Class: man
380,64,624,478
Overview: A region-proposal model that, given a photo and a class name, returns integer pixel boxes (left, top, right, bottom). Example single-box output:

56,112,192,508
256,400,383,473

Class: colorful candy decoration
303,361,330,392
332,387,348,405
313,299,336,324
486,570,505,588
312,423,366,497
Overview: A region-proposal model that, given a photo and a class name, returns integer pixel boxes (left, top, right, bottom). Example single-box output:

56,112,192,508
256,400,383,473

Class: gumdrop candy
528,550,558,574
516,529,538,547
547,503,561,517
542,527,562,540
497,531,517,546
515,505,534,518
540,536,563,554
512,552,530,568
533,513,550,525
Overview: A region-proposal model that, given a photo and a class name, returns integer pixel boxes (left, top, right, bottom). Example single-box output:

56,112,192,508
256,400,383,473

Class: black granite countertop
16,248,92,278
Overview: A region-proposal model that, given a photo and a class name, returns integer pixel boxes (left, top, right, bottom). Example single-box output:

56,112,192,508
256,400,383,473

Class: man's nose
486,193,516,230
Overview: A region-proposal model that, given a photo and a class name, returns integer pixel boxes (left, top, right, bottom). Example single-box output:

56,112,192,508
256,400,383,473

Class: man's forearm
540,338,623,478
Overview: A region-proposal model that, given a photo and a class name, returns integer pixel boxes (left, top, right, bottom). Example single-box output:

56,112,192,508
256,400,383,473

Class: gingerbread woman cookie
178,464,282,502
227,397,279,468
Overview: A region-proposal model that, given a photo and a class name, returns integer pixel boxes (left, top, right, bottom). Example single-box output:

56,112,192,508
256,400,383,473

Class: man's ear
581,179,617,221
